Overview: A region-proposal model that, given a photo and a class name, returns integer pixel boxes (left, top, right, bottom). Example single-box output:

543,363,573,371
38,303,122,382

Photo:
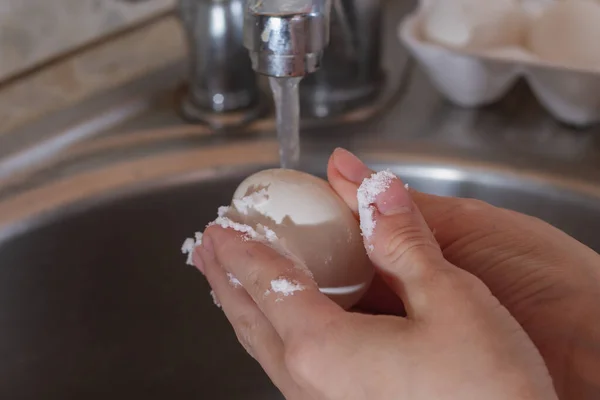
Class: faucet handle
300,0,385,118
178,0,263,128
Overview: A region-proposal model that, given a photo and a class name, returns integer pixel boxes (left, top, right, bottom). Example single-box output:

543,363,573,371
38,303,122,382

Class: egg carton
399,0,600,127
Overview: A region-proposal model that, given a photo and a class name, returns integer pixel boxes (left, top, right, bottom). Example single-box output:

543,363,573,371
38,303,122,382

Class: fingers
352,273,407,316
194,239,302,398
360,169,457,318
327,148,370,214
329,148,462,319
329,149,406,315
202,225,343,344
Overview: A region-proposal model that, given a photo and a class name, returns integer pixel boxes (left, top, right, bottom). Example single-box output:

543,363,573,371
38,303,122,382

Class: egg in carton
399,0,600,127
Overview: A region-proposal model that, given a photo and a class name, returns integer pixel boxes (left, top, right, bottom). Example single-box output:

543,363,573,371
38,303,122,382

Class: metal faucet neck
243,11,329,77
177,0,384,122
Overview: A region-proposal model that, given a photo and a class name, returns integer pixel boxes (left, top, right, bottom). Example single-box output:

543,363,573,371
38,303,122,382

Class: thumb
348,159,462,319
328,148,479,319
358,170,440,265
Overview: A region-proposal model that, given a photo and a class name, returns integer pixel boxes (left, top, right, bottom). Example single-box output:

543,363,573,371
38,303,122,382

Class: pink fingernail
332,148,373,184
375,177,412,215
357,170,411,216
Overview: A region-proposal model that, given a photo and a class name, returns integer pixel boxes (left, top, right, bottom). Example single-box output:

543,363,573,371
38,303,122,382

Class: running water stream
269,76,303,169
249,0,314,170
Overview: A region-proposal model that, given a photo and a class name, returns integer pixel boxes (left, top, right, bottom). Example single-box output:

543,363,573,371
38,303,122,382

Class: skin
328,149,600,400
193,148,600,400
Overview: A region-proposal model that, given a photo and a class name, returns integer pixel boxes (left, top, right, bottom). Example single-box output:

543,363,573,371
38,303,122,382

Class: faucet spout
243,0,332,77
244,0,385,118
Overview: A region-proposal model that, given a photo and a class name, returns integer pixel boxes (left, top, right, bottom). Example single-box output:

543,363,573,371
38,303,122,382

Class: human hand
193,157,558,399
328,148,600,400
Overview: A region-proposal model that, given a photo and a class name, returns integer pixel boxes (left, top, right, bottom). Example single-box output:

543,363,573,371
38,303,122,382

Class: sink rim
2,139,600,245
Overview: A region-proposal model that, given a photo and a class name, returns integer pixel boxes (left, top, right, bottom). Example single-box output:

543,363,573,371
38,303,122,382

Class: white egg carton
399,0,600,127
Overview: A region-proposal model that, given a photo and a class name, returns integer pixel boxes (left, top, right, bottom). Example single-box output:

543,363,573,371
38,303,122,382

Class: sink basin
0,141,599,399
0,0,598,393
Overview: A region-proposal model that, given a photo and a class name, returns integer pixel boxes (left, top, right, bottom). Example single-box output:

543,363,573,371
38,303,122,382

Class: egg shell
421,0,526,51
229,168,374,309
527,0,600,72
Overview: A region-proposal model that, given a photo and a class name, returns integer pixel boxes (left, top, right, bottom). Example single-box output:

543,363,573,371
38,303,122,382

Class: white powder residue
181,238,195,253
182,198,315,286
270,278,305,296
357,170,397,239
182,232,203,265
256,224,278,242
232,188,269,215
181,207,235,267
217,206,230,218
211,216,262,239
211,216,310,279
211,209,279,246
210,290,222,308
182,207,286,270
227,272,242,288
181,238,195,264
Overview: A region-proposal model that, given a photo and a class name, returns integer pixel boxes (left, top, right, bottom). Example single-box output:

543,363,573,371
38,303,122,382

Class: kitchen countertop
1,1,599,189
0,0,175,81
0,14,184,136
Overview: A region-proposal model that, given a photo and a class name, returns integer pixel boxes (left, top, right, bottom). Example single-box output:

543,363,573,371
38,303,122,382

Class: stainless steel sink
1,0,600,397
0,139,600,399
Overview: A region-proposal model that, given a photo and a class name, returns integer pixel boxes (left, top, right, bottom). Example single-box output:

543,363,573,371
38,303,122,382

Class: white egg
422,0,526,52
227,168,374,310
527,0,600,71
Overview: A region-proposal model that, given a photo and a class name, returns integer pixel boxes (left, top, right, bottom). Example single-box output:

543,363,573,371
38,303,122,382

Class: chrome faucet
178,0,264,128
243,0,331,77
178,0,384,125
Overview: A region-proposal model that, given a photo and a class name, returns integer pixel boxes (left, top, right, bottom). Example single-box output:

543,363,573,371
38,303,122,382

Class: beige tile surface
0,15,185,135
0,0,176,80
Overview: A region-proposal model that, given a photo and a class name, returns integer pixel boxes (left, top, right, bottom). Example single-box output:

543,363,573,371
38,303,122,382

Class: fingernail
193,249,206,275
202,234,215,258
375,176,412,216
332,148,373,184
